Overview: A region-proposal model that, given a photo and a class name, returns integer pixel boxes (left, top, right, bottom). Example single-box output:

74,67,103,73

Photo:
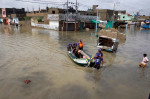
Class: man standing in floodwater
139,54,149,68
97,49,103,67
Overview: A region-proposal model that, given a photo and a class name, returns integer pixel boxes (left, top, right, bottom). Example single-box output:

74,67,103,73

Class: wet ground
0,24,150,99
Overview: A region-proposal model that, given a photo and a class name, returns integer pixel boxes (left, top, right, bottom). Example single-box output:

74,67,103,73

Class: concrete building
0,8,26,20
92,5,126,21
31,7,99,31
119,14,134,21
138,16,150,21
0,8,2,17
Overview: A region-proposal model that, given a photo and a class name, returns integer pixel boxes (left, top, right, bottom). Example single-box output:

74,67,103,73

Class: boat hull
67,51,91,66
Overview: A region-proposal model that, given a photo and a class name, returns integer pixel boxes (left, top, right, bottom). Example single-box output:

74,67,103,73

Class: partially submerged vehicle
97,36,119,52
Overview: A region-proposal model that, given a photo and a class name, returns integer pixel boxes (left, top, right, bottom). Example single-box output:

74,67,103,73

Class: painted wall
119,14,134,21
31,18,59,30
49,21,59,30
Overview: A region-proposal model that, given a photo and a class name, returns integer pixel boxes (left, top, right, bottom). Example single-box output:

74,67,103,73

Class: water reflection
0,24,150,99
31,28,59,40
3,25,10,35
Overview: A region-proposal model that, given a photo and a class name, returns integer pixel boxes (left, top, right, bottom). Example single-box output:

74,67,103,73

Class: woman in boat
78,40,83,50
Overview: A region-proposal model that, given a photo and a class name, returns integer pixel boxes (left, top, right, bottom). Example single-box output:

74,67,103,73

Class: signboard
2,8,6,17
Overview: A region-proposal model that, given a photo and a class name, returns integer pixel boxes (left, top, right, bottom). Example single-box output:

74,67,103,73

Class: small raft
67,50,92,66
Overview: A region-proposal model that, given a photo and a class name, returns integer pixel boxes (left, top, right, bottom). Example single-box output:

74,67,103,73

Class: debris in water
24,80,31,84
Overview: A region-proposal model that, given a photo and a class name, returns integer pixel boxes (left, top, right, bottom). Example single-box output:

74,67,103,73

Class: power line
15,0,65,5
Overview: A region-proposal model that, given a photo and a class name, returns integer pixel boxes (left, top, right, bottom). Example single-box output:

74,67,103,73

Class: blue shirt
94,57,102,65
96,52,103,58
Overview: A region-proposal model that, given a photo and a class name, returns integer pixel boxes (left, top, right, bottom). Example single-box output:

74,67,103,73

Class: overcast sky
0,0,150,15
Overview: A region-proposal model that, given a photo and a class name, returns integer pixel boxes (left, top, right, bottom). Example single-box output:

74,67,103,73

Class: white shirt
142,57,149,64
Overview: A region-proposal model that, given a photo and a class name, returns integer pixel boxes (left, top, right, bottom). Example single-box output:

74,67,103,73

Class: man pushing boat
90,49,103,69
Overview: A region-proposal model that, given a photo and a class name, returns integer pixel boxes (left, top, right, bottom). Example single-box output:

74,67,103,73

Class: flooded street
0,24,150,99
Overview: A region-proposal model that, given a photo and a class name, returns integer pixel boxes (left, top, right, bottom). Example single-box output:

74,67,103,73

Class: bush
24,16,32,21
37,16,44,22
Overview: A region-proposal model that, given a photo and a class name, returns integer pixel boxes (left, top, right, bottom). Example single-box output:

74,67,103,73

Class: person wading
139,54,149,68
96,49,103,67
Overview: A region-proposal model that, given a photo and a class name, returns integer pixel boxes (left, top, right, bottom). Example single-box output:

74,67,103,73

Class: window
52,11,55,14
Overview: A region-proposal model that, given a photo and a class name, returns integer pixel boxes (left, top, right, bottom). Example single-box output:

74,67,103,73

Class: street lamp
112,2,120,27
96,5,98,32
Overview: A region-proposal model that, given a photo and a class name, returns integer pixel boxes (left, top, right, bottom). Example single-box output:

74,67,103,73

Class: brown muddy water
0,24,150,99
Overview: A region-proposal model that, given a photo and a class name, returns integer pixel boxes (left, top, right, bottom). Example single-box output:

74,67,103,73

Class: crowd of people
67,41,149,70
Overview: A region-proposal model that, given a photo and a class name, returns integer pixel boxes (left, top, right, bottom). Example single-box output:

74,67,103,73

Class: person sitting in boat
72,43,76,49
78,50,83,58
75,43,77,48
74,49,83,58
74,49,80,58
78,40,83,50
67,44,72,51
73,47,76,54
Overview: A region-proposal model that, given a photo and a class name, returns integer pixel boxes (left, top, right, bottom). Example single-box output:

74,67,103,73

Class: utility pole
39,5,40,13
75,0,78,31
32,6,34,13
112,3,115,28
112,2,120,27
96,5,98,32
66,0,69,31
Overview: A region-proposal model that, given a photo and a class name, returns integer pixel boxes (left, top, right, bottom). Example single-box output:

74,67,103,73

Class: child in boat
139,54,149,68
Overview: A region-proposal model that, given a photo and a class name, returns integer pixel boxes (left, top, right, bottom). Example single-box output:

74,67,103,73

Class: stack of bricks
98,28,126,40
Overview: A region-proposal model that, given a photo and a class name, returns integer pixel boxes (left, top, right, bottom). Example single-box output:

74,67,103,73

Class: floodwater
0,24,150,99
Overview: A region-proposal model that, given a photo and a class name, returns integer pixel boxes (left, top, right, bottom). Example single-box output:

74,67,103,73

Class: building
30,7,99,31
92,5,126,21
0,8,26,20
119,14,134,21
0,8,2,17
92,5,118,21
138,16,150,21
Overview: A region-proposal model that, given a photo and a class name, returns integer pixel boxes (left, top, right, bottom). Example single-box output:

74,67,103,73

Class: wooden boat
67,50,92,66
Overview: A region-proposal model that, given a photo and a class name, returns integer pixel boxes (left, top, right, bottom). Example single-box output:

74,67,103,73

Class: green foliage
24,16,32,21
37,16,44,22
